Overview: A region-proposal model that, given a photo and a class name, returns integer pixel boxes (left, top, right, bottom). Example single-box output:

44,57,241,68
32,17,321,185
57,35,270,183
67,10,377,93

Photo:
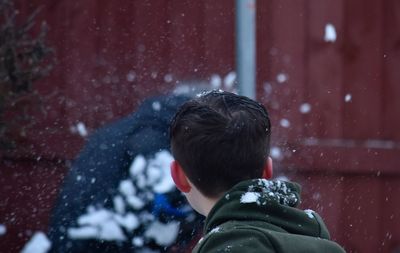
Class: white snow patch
0,224,6,236
270,147,282,160
98,220,126,241
240,192,261,204
280,118,290,128
144,221,180,246
132,237,144,247
209,227,221,234
276,73,288,83
68,226,98,239
113,195,126,214
119,179,136,196
299,103,311,114
77,209,112,226
304,209,315,219
126,71,136,82
210,74,222,89
164,74,173,83
324,23,337,42
129,155,147,177
126,195,145,210
21,232,52,253
345,93,352,102
152,101,161,111
115,213,139,231
150,151,175,194
223,72,236,89
76,122,88,137
70,122,88,137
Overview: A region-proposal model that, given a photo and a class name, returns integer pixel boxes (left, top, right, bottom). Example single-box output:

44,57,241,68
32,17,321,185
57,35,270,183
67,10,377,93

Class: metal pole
236,0,256,99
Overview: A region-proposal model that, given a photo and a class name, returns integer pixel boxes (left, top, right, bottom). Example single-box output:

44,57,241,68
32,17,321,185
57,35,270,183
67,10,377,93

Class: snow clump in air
280,118,290,128
223,71,237,90
67,150,184,250
270,146,283,160
276,73,288,83
345,94,352,102
210,74,222,89
21,232,52,253
0,224,6,236
324,23,337,42
299,103,311,114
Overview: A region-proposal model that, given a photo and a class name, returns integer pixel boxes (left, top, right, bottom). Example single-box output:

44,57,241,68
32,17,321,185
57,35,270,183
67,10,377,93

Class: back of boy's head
170,90,271,198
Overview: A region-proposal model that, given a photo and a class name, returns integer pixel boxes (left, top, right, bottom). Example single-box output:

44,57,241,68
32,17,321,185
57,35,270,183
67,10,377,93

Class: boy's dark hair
170,90,271,198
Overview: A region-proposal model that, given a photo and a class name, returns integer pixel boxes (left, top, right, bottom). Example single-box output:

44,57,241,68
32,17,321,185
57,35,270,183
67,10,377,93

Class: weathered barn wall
1,0,399,252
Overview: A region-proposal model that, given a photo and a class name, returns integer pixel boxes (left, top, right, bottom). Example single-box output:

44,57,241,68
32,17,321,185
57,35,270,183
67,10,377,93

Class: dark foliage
0,0,54,150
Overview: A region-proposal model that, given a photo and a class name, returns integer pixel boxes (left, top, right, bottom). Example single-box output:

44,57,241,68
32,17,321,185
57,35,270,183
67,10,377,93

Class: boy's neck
186,185,222,216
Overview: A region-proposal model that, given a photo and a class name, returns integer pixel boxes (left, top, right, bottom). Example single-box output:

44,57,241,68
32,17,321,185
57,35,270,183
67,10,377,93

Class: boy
169,90,345,253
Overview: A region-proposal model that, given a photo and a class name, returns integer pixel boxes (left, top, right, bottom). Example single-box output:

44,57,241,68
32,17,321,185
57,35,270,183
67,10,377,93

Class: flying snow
280,118,291,128
345,94,352,102
21,232,52,253
324,23,337,42
299,103,311,114
276,73,288,83
0,224,6,236
126,71,136,82
67,150,185,250
223,71,237,89
152,101,162,111
210,74,222,89
270,147,283,160
144,221,180,246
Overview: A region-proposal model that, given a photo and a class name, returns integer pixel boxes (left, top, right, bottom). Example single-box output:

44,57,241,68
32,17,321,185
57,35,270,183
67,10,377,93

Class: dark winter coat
48,94,202,253
193,179,346,253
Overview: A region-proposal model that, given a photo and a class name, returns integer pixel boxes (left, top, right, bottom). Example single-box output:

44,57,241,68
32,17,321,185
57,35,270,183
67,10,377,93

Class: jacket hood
204,179,331,240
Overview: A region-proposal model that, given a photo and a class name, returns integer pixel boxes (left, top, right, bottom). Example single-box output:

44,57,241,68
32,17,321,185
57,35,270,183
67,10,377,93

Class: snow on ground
21,232,51,253
324,23,337,42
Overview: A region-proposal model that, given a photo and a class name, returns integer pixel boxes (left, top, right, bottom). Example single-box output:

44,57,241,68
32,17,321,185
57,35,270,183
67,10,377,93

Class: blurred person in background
48,82,212,253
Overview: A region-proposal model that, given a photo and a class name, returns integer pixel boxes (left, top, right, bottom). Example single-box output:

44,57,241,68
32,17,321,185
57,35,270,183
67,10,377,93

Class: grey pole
236,0,256,99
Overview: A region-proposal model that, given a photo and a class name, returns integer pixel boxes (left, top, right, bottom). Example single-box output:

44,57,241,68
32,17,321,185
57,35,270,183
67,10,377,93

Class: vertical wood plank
131,0,170,96
382,0,400,141
339,176,381,252
342,0,383,139
167,1,206,81
257,0,306,144
305,0,344,139
295,173,345,243
379,177,400,252
203,0,235,77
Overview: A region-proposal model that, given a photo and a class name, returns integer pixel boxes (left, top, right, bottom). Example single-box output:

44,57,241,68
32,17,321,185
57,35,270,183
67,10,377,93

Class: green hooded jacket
193,179,346,253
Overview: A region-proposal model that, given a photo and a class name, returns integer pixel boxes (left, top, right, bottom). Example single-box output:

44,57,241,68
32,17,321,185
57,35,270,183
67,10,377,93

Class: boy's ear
262,157,273,179
170,160,191,193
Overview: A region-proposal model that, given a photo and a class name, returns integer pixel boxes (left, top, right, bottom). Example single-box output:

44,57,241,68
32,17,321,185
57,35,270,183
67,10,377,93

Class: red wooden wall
0,0,399,252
